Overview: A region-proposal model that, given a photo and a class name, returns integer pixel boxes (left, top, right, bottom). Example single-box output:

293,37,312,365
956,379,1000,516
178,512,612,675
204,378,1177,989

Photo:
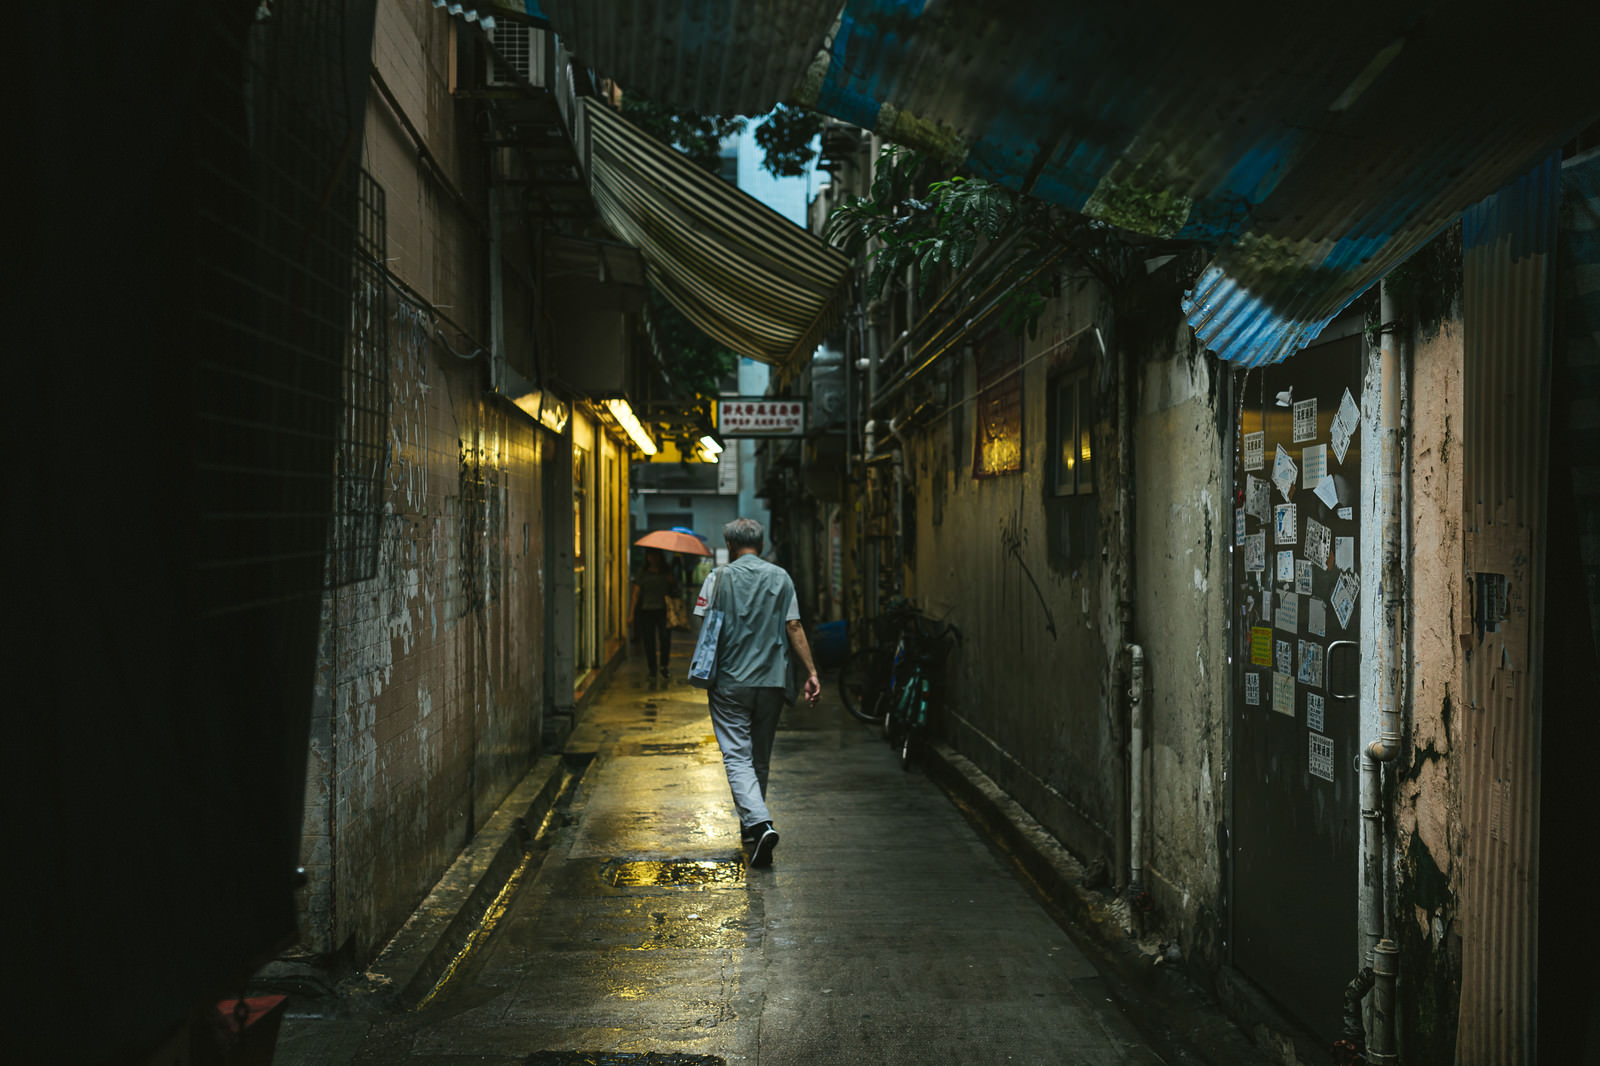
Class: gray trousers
706,685,785,831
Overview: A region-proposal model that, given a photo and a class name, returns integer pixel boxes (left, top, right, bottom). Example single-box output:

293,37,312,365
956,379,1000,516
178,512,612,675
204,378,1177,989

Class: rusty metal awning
539,0,1600,368
572,97,852,372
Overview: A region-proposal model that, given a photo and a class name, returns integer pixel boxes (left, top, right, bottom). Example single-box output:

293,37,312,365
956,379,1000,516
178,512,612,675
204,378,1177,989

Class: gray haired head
723,517,765,553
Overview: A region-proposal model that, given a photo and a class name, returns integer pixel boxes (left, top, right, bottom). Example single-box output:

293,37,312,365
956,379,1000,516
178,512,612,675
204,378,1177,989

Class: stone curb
366,753,572,1009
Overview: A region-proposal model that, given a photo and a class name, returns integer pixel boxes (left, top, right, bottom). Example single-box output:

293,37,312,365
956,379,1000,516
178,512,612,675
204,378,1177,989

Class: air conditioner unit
487,23,534,87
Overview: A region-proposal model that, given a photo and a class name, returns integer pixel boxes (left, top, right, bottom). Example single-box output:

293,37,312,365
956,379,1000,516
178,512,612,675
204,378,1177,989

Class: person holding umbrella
628,547,682,684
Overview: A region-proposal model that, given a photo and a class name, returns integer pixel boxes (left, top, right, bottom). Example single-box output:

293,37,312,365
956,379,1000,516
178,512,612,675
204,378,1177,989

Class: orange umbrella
634,529,713,556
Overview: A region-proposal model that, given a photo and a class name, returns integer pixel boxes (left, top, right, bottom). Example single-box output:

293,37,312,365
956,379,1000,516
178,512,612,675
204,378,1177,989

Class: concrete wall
1397,304,1466,1060
298,0,559,961
1131,328,1231,962
902,281,1123,862
886,262,1230,968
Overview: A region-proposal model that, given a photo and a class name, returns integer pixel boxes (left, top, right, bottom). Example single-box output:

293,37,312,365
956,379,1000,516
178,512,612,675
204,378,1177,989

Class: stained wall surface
906,281,1122,863
1131,331,1230,960
296,0,554,960
896,265,1232,970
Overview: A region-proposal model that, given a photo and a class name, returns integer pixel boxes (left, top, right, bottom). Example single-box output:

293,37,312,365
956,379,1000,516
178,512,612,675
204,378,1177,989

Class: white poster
1314,475,1340,509
1297,640,1325,688
1245,533,1267,572
1295,559,1314,595
1276,549,1295,583
1275,591,1300,634
1243,430,1265,471
1305,518,1332,570
1293,398,1319,443
1274,503,1298,545
1273,671,1296,716
1246,475,1271,521
1306,692,1326,732
1302,444,1327,488
1309,732,1335,782
1331,388,1360,464
1332,569,1361,630
1245,672,1261,706
1334,536,1355,571
1273,444,1298,499
1308,597,1328,637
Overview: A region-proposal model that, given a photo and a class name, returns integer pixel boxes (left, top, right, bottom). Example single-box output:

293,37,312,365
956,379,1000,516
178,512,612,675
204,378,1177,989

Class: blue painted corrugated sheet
805,2,1599,367
540,1,1600,368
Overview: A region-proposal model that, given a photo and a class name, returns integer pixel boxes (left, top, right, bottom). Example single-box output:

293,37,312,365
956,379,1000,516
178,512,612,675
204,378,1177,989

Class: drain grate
632,741,704,755
602,860,746,887
524,1049,726,1056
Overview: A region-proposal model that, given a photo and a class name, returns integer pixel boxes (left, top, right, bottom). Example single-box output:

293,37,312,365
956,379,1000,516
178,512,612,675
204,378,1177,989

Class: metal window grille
488,22,533,86
328,170,389,587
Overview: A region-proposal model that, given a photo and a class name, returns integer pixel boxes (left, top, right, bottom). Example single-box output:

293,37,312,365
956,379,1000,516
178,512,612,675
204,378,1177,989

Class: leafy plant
752,104,824,178
824,146,1189,335
619,94,746,174
647,289,738,400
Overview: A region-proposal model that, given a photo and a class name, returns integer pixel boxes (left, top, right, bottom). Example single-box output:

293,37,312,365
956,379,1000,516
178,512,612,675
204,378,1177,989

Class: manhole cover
602,860,746,887
524,1049,726,1056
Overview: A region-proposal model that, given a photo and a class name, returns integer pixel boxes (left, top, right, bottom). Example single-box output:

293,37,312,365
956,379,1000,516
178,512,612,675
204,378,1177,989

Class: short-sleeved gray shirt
693,554,800,689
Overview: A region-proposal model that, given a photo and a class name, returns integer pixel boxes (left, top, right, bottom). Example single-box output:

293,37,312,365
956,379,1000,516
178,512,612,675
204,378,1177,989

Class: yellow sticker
1250,626,1272,667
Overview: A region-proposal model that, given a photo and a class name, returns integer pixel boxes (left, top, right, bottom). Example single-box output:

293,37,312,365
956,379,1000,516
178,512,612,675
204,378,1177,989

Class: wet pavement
271,659,1181,1065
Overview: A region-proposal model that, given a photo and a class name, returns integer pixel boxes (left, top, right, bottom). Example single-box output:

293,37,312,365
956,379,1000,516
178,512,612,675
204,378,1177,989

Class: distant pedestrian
629,548,681,684
694,517,820,866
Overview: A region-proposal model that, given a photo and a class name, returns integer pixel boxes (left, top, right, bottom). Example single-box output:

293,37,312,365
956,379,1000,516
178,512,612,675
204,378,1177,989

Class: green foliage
647,289,737,400
620,94,824,180
619,95,746,173
825,146,1185,335
752,105,823,178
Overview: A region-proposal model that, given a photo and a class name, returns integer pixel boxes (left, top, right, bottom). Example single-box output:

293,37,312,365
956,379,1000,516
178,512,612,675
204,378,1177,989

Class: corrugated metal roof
539,0,837,116
1456,154,1558,1064
541,0,1600,367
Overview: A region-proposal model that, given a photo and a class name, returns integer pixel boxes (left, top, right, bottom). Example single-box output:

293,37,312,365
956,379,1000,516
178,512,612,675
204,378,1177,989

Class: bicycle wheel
838,647,888,722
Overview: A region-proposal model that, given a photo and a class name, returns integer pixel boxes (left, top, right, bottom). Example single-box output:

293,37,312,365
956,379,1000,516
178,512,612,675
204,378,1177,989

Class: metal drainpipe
1127,643,1146,896
864,317,882,621
1360,279,1404,1064
486,114,506,388
1112,325,1132,892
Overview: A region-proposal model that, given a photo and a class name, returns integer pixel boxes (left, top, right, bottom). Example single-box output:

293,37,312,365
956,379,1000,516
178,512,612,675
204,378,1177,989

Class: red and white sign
716,397,806,437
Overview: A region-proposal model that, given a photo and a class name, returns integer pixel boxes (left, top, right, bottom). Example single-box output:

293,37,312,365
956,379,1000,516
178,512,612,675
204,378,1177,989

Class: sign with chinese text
716,397,806,437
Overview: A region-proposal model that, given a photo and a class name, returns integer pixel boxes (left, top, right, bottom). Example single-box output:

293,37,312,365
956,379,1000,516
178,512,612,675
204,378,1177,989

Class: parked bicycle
837,599,961,769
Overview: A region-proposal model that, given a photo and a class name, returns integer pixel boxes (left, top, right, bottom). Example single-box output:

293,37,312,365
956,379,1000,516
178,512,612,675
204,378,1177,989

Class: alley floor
271,658,1179,1065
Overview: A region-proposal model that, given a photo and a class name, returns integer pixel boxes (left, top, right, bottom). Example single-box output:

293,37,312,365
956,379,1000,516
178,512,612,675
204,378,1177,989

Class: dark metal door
1230,333,1364,1042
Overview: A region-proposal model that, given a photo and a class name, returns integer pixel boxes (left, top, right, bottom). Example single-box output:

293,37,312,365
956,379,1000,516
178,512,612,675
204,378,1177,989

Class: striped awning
576,97,851,372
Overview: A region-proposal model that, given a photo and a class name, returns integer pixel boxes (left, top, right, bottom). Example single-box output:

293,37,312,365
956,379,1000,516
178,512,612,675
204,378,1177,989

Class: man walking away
694,518,821,867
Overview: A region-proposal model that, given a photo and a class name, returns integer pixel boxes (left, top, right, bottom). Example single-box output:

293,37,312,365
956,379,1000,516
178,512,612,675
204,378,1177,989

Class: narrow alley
271,657,1254,1066
17,5,1599,1065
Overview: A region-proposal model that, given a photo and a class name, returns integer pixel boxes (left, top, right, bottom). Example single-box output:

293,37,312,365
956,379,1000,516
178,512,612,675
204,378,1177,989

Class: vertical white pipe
1359,280,1403,1061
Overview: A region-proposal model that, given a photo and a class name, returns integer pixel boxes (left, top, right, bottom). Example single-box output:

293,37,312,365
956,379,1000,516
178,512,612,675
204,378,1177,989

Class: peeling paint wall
295,0,552,962
1133,330,1230,964
1397,306,1465,1062
329,357,547,959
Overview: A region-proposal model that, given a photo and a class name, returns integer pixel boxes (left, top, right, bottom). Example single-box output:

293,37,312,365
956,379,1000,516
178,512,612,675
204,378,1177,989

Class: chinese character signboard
716,397,806,438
